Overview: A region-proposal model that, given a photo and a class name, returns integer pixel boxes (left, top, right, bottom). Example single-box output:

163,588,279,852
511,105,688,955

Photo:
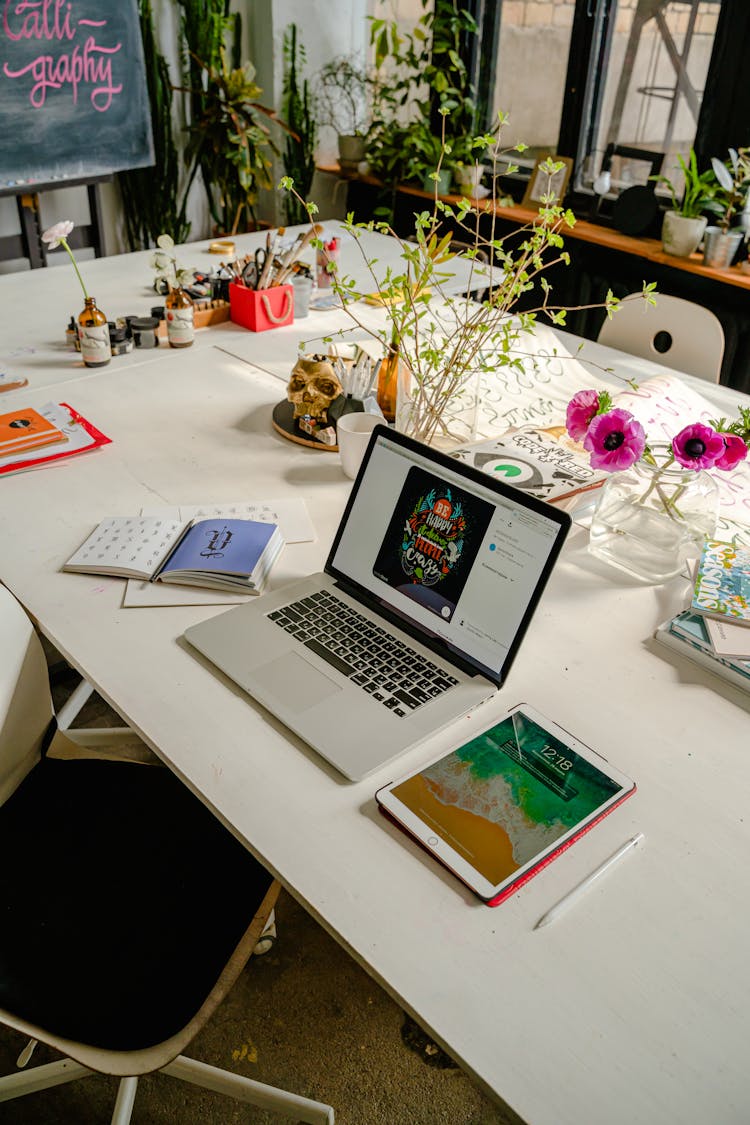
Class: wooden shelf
318,164,750,292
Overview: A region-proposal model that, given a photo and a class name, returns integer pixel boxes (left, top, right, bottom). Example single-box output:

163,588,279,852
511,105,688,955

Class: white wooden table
0,220,489,396
1,338,749,1125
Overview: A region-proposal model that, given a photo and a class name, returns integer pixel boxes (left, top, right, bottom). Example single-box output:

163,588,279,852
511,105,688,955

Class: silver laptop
184,425,570,781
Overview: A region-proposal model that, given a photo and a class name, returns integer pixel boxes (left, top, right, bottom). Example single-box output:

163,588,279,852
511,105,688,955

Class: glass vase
394,360,480,451
588,445,719,583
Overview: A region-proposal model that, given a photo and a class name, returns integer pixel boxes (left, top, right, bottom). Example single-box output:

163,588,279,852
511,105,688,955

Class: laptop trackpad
252,652,342,712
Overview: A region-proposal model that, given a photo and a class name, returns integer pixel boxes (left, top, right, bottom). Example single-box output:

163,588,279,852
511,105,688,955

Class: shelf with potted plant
317,160,750,294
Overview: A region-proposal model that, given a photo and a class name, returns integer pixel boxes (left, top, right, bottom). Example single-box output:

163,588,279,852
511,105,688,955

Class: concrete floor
0,667,523,1125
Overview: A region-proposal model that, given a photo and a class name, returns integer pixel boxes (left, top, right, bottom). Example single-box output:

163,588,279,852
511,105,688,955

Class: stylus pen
533,833,644,931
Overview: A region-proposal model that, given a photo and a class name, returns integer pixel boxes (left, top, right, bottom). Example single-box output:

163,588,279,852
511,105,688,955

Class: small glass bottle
77,297,111,368
165,286,195,348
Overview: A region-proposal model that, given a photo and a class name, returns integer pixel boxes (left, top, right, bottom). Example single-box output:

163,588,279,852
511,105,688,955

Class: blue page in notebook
159,519,276,578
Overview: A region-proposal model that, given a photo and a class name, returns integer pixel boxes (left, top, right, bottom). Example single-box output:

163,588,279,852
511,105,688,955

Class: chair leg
253,906,277,955
161,1055,335,1124
111,1075,139,1125
16,1037,38,1067
56,676,96,729
0,1058,94,1101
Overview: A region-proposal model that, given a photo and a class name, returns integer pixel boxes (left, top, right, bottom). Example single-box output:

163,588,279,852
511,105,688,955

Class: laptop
184,425,571,781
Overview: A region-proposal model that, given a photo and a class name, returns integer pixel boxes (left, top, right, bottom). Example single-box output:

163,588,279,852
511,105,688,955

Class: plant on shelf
314,54,381,171
281,24,317,226
366,0,480,196
703,147,750,267
651,150,719,258
281,112,656,449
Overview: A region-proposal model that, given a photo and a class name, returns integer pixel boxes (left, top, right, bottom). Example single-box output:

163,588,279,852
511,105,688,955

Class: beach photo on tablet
379,706,635,902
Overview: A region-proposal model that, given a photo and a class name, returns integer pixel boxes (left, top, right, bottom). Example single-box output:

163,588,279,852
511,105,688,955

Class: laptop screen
326,426,570,684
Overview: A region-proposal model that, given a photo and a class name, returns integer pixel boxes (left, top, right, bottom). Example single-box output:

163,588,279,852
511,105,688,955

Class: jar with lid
165,286,194,348
77,297,111,367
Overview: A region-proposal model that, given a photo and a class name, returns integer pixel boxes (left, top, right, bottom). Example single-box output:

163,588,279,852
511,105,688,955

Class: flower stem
60,237,88,300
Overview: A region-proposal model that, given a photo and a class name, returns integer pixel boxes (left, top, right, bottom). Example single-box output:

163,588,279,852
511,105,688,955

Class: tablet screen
380,706,634,897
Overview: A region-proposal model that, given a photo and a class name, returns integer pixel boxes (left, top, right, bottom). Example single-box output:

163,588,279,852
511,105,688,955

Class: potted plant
315,55,379,172
703,147,750,268
366,0,479,196
651,150,718,257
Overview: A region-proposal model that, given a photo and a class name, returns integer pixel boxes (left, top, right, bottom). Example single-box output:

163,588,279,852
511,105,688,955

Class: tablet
376,703,636,905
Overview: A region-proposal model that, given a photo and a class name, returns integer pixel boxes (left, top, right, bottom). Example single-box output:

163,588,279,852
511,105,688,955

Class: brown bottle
165,286,194,348
77,297,111,368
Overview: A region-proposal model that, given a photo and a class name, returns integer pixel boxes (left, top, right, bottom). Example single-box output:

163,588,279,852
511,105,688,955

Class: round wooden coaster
271,400,339,452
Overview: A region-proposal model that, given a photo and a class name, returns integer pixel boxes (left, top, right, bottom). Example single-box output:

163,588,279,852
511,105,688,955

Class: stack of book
0,402,110,476
655,539,750,692
0,406,68,459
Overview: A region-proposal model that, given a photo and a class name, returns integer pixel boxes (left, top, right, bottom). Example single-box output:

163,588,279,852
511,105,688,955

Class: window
475,0,750,209
488,0,577,169
576,1,722,196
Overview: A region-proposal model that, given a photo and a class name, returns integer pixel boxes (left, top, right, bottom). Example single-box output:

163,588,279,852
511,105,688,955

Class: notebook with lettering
184,425,571,781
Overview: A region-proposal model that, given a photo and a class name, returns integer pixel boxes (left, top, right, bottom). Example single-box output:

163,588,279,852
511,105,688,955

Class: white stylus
533,833,644,931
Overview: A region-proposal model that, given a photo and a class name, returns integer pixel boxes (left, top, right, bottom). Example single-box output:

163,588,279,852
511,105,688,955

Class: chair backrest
0,585,53,805
597,293,724,383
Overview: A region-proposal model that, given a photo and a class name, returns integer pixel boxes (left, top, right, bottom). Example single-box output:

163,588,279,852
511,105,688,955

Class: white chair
0,584,335,1125
597,292,724,383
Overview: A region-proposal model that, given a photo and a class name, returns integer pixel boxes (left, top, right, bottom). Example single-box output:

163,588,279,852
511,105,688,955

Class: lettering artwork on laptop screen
329,434,565,682
372,467,494,623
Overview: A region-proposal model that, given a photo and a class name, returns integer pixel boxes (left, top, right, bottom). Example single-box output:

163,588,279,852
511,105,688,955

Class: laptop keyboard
267,589,458,718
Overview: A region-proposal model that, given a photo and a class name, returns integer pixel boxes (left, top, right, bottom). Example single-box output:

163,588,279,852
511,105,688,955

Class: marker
533,833,644,930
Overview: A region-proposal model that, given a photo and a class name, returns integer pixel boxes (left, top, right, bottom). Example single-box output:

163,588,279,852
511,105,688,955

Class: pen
533,833,644,931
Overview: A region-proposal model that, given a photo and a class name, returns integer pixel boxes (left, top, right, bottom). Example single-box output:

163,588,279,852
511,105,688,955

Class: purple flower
566,389,601,442
583,409,646,471
672,424,725,470
715,433,748,471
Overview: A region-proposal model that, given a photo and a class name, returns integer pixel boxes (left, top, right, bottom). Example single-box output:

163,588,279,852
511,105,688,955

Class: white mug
336,412,382,480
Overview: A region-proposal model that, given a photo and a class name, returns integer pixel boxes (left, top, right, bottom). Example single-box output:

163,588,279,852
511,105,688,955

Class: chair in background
0,584,335,1125
597,293,724,383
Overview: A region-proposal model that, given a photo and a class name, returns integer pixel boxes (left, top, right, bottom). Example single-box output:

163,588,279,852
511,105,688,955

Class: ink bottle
165,286,194,348
77,297,111,368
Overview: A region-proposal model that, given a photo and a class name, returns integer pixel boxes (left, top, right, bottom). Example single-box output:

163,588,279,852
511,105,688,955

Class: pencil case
229,282,294,332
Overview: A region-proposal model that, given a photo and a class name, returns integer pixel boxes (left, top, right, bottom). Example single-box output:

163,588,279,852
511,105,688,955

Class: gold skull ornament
287,356,343,424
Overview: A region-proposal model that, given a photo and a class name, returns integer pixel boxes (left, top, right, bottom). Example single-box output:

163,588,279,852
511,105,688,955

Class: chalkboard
0,0,154,189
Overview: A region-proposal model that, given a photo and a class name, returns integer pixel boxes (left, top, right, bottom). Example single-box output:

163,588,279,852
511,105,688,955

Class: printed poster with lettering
0,0,153,185
373,466,493,622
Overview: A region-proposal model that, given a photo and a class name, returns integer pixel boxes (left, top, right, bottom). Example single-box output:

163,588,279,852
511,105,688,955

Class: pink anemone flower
566,389,601,442
583,409,646,471
714,433,748,471
672,424,724,470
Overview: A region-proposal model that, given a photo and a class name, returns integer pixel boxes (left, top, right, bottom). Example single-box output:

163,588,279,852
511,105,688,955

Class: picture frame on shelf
522,155,574,210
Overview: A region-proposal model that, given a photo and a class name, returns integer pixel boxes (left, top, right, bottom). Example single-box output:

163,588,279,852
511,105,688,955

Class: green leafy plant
282,24,317,227
118,0,190,250
651,150,719,219
179,53,280,235
710,147,750,231
314,55,378,138
281,114,655,447
367,0,480,190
